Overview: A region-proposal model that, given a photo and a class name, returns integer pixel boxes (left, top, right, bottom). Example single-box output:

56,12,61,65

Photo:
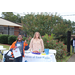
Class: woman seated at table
29,32,44,52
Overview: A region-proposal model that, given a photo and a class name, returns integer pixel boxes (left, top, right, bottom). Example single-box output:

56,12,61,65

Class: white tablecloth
22,53,56,62
3,51,56,62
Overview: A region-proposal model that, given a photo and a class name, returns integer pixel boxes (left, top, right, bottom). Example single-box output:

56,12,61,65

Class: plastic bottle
39,49,41,52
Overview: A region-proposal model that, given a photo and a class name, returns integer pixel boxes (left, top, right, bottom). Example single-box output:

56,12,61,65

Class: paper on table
13,48,21,58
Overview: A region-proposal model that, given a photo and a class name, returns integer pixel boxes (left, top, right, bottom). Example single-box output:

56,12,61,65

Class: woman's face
35,32,39,38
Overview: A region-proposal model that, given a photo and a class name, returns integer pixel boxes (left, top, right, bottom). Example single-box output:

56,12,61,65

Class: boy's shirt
16,42,22,54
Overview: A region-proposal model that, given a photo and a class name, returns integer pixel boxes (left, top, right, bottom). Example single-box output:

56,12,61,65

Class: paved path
67,54,75,62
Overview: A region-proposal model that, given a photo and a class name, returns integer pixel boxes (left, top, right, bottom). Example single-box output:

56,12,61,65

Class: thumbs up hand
25,40,27,44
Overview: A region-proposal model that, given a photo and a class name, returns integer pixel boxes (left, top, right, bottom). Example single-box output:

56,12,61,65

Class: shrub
42,34,68,60
8,35,17,45
43,33,55,41
23,36,32,44
23,37,27,41
55,42,67,60
8,35,32,45
0,34,9,44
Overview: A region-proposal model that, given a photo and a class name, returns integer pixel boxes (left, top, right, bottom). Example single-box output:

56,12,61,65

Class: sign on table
22,53,56,62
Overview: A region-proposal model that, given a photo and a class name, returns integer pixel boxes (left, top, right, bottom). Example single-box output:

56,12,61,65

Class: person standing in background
71,36,75,53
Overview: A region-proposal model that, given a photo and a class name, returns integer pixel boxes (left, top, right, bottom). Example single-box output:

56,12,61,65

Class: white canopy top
0,18,22,27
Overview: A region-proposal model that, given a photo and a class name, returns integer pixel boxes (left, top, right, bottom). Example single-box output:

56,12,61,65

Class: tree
2,12,21,23
53,19,72,44
71,21,75,34
22,12,58,36
2,12,14,21
22,12,73,35
22,12,74,44
2,12,75,42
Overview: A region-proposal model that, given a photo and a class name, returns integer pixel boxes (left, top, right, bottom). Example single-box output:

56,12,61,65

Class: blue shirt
16,42,22,54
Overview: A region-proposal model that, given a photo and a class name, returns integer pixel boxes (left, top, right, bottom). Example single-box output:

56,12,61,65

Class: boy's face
17,35,23,41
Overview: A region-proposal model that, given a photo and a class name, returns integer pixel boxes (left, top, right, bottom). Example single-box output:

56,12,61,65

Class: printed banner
22,53,56,62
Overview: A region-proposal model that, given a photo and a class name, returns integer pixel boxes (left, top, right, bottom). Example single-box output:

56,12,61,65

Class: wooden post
67,31,71,56
8,26,9,35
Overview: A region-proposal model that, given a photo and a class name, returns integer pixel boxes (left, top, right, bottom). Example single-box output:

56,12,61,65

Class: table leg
0,50,1,55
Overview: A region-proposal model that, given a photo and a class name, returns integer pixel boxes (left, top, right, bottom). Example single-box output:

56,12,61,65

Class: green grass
0,44,10,60
0,44,10,50
57,46,74,62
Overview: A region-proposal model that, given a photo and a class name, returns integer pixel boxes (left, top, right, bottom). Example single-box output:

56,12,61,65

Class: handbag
4,50,15,62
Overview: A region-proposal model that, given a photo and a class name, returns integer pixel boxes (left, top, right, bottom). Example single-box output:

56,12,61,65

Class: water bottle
39,49,41,52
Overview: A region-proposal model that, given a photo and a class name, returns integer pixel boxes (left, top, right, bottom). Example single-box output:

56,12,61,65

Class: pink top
29,38,44,52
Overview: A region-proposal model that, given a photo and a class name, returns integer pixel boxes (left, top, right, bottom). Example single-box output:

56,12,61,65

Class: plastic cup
44,49,49,55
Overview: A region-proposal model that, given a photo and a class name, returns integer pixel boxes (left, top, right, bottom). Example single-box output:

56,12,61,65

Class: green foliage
23,37,27,41
2,12,21,23
0,34,9,44
22,12,73,45
0,34,32,45
1,12,75,45
43,33,55,41
42,34,68,60
1,12,75,36
8,35,17,45
21,12,57,36
23,36,32,44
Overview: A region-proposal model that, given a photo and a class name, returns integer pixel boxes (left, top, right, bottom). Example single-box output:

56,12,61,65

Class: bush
8,35,32,45
0,34,9,44
42,34,68,60
55,36,67,45
0,34,32,45
23,36,32,44
23,37,27,41
8,35,17,45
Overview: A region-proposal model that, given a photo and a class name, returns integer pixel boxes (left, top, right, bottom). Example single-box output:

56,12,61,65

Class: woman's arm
29,38,33,51
41,39,44,52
